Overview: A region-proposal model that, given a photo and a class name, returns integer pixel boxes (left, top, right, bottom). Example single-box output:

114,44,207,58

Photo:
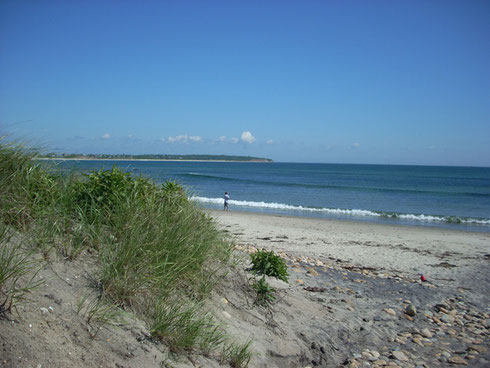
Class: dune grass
0,140,250,366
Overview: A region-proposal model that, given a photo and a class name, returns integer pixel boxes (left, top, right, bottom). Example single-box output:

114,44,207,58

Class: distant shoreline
34,157,272,163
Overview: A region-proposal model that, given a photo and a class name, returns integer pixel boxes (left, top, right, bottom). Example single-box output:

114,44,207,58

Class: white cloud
167,134,202,143
351,142,360,148
266,139,274,145
102,133,111,139
241,131,256,144
231,137,239,144
216,136,227,142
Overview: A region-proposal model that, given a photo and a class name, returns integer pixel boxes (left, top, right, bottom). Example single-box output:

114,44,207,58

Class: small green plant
221,339,253,368
252,276,276,306
76,293,121,337
0,226,42,314
150,300,220,352
250,249,289,283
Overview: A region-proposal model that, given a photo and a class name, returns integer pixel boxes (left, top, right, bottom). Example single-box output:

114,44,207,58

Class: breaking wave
190,196,490,226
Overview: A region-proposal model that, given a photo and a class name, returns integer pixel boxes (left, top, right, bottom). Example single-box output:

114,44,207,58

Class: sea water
54,160,490,233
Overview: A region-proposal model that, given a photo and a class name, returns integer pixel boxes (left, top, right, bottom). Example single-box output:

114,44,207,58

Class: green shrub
250,249,288,283
0,141,250,362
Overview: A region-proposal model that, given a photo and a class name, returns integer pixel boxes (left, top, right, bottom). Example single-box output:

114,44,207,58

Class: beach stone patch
274,253,490,368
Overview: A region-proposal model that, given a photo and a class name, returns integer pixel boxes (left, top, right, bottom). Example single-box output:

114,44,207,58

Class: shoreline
208,208,489,234
209,209,490,366
209,209,490,289
33,157,272,163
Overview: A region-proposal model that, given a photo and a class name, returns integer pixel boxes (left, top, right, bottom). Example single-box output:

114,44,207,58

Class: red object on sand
420,275,426,282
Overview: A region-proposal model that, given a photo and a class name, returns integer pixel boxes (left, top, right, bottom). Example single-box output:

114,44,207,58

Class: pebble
391,350,409,361
441,314,455,323
447,356,468,365
405,304,417,317
384,308,396,316
222,311,231,319
412,337,423,346
306,267,319,276
469,344,486,353
420,328,432,338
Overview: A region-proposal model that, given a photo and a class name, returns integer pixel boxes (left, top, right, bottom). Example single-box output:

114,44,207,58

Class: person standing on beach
224,192,230,211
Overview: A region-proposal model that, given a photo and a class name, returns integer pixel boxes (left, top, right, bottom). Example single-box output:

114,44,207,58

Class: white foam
190,196,490,225
190,196,380,216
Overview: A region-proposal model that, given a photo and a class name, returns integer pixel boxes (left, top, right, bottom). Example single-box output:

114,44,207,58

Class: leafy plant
250,249,289,283
252,276,276,306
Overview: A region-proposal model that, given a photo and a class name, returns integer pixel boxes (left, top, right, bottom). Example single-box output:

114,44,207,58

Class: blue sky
1,0,489,166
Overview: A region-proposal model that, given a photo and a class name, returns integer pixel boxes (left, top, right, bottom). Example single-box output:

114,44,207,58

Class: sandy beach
208,210,490,367
210,210,490,293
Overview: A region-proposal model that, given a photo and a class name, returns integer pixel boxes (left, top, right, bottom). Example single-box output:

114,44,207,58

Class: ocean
53,160,490,233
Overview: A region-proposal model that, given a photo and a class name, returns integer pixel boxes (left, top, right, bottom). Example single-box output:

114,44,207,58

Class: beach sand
210,210,490,292
208,210,490,367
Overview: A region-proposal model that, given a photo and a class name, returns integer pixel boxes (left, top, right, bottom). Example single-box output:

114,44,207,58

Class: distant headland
37,153,273,162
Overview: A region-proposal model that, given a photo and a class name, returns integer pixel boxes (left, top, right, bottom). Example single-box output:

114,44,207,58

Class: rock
405,304,417,316
468,345,486,353
384,308,396,316
412,337,423,346
304,286,326,292
306,267,319,276
434,303,449,312
222,311,231,319
448,356,468,365
40,307,49,314
296,279,304,285
420,328,433,338
362,351,373,359
391,350,409,361
441,314,455,323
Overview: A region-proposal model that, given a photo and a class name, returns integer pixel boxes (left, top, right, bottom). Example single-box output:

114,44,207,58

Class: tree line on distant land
40,153,273,162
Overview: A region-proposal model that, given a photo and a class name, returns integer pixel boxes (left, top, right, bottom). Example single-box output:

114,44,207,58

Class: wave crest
190,196,490,225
